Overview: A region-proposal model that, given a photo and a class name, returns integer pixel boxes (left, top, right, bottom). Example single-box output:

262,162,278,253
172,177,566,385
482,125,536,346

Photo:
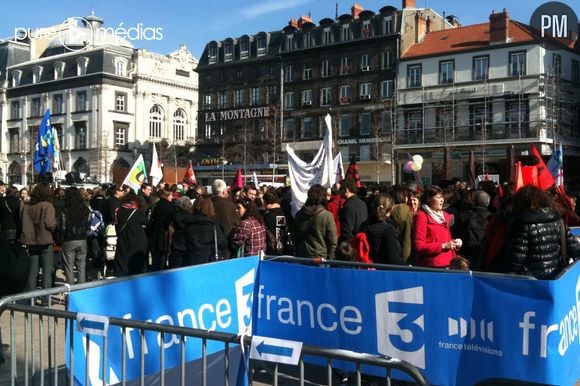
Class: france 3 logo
375,287,426,369
235,269,255,334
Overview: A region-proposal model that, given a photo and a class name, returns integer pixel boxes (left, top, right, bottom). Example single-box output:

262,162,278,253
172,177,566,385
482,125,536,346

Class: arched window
8,161,21,185
149,105,163,138
173,109,186,141
72,157,89,174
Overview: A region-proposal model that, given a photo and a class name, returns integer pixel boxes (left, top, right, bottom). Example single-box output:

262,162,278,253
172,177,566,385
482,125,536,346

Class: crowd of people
1,175,579,301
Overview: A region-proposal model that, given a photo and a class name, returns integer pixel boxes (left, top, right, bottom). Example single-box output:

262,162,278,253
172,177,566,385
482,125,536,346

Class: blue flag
33,109,54,175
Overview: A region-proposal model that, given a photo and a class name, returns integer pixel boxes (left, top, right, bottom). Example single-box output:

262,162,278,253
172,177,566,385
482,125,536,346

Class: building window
380,80,393,99
285,65,294,82
362,21,372,38
54,62,65,80
322,28,332,44
340,57,351,75
360,54,370,71
303,66,312,80
321,60,330,78
76,57,89,76
11,70,22,87
405,110,423,143
284,118,295,140
224,42,233,61
114,124,127,148
240,39,250,59
384,16,393,34
301,117,313,139
407,65,422,87
149,105,163,138
53,124,63,152
360,112,371,135
439,60,454,84
53,94,64,115
257,35,267,56
382,50,393,69
32,66,43,84
506,101,529,131
10,101,20,119
381,110,392,135
234,89,244,107
173,109,186,141
284,92,294,110
342,24,351,41
470,104,491,135
509,51,526,77
74,122,87,150
250,87,261,106
267,85,278,104
218,92,228,109
115,92,126,112
303,31,313,48
285,34,294,51
76,91,88,111
359,145,370,161
302,89,313,106
208,44,218,64
204,94,212,109
573,60,580,83
235,70,243,80
473,56,489,80
321,87,332,106
340,85,351,104
552,53,562,76
340,114,350,137
30,97,42,117
28,127,38,153
360,82,372,99
9,128,19,154
114,58,128,76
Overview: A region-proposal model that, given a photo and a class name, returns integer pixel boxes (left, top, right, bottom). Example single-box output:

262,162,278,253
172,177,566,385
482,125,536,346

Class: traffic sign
250,336,302,365
76,313,109,337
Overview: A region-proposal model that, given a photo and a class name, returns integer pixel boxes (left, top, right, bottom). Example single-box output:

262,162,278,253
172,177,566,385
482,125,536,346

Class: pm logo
530,1,578,39
235,269,255,334
375,287,425,369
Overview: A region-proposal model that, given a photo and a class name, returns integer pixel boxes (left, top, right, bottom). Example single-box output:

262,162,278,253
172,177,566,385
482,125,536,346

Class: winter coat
293,204,337,260
18,201,57,247
147,199,175,254
183,214,227,265
114,204,148,276
362,219,405,265
390,203,413,261
505,207,580,279
0,234,29,296
455,205,491,269
0,196,20,241
413,209,456,268
58,206,91,242
339,195,368,241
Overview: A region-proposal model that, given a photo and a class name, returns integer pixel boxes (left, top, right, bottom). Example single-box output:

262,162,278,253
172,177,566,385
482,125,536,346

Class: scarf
422,204,445,224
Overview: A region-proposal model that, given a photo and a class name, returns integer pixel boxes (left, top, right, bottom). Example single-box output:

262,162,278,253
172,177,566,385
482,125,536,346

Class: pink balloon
404,160,414,174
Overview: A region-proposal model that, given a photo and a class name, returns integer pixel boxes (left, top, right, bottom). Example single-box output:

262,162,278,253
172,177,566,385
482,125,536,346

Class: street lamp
221,159,228,180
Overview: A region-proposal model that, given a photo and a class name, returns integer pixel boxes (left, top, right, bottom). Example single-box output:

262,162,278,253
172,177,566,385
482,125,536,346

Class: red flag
530,144,555,190
231,168,244,190
345,155,361,188
514,162,525,191
183,160,196,185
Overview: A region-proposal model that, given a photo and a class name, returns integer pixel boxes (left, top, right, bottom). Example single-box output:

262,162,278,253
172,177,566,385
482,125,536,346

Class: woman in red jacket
413,185,462,268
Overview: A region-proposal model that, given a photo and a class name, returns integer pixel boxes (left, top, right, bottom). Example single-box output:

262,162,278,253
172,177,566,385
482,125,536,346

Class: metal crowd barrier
0,281,430,386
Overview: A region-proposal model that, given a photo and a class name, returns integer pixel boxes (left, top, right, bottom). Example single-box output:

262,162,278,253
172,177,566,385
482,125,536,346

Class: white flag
333,152,344,181
252,171,259,187
150,143,163,187
287,113,335,216
122,154,148,193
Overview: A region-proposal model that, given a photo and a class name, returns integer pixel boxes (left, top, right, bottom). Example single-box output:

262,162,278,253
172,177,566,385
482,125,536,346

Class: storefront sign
205,107,270,122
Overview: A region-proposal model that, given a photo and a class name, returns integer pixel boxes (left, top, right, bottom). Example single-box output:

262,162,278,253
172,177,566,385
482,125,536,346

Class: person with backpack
261,188,292,255
58,187,91,285
360,192,405,265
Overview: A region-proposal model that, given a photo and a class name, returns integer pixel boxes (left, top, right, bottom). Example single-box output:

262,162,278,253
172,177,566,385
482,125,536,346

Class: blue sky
0,0,573,59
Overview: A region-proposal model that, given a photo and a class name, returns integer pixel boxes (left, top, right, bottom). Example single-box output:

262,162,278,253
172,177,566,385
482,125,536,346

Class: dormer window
322,28,332,44
114,57,128,76
32,66,43,84
54,61,65,80
257,35,267,56
224,42,233,62
240,38,249,59
303,31,313,48
362,21,372,38
76,57,89,76
11,70,22,87
208,44,218,64
342,24,351,41
384,16,393,34
285,34,295,51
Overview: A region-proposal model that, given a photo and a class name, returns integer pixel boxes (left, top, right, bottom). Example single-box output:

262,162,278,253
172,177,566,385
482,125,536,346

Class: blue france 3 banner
67,257,259,385
254,261,580,385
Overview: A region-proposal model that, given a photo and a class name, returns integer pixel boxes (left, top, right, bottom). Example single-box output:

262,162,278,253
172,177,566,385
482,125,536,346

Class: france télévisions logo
375,287,426,369
530,1,578,39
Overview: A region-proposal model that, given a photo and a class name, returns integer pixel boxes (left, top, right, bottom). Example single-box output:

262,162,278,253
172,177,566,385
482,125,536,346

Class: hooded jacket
292,204,337,259
18,201,57,246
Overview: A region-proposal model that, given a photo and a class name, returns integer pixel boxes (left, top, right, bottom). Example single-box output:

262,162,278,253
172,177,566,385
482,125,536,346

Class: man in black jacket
339,178,368,242
211,179,240,258
456,190,492,270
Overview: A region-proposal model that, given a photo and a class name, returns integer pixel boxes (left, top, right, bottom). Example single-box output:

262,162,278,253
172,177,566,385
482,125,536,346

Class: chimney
489,9,509,44
351,3,363,19
415,11,426,43
297,15,312,27
426,16,431,33
288,18,299,29
402,0,416,9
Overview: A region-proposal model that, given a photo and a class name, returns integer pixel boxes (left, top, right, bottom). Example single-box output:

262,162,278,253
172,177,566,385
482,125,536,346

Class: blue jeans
62,239,87,284
25,244,54,292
